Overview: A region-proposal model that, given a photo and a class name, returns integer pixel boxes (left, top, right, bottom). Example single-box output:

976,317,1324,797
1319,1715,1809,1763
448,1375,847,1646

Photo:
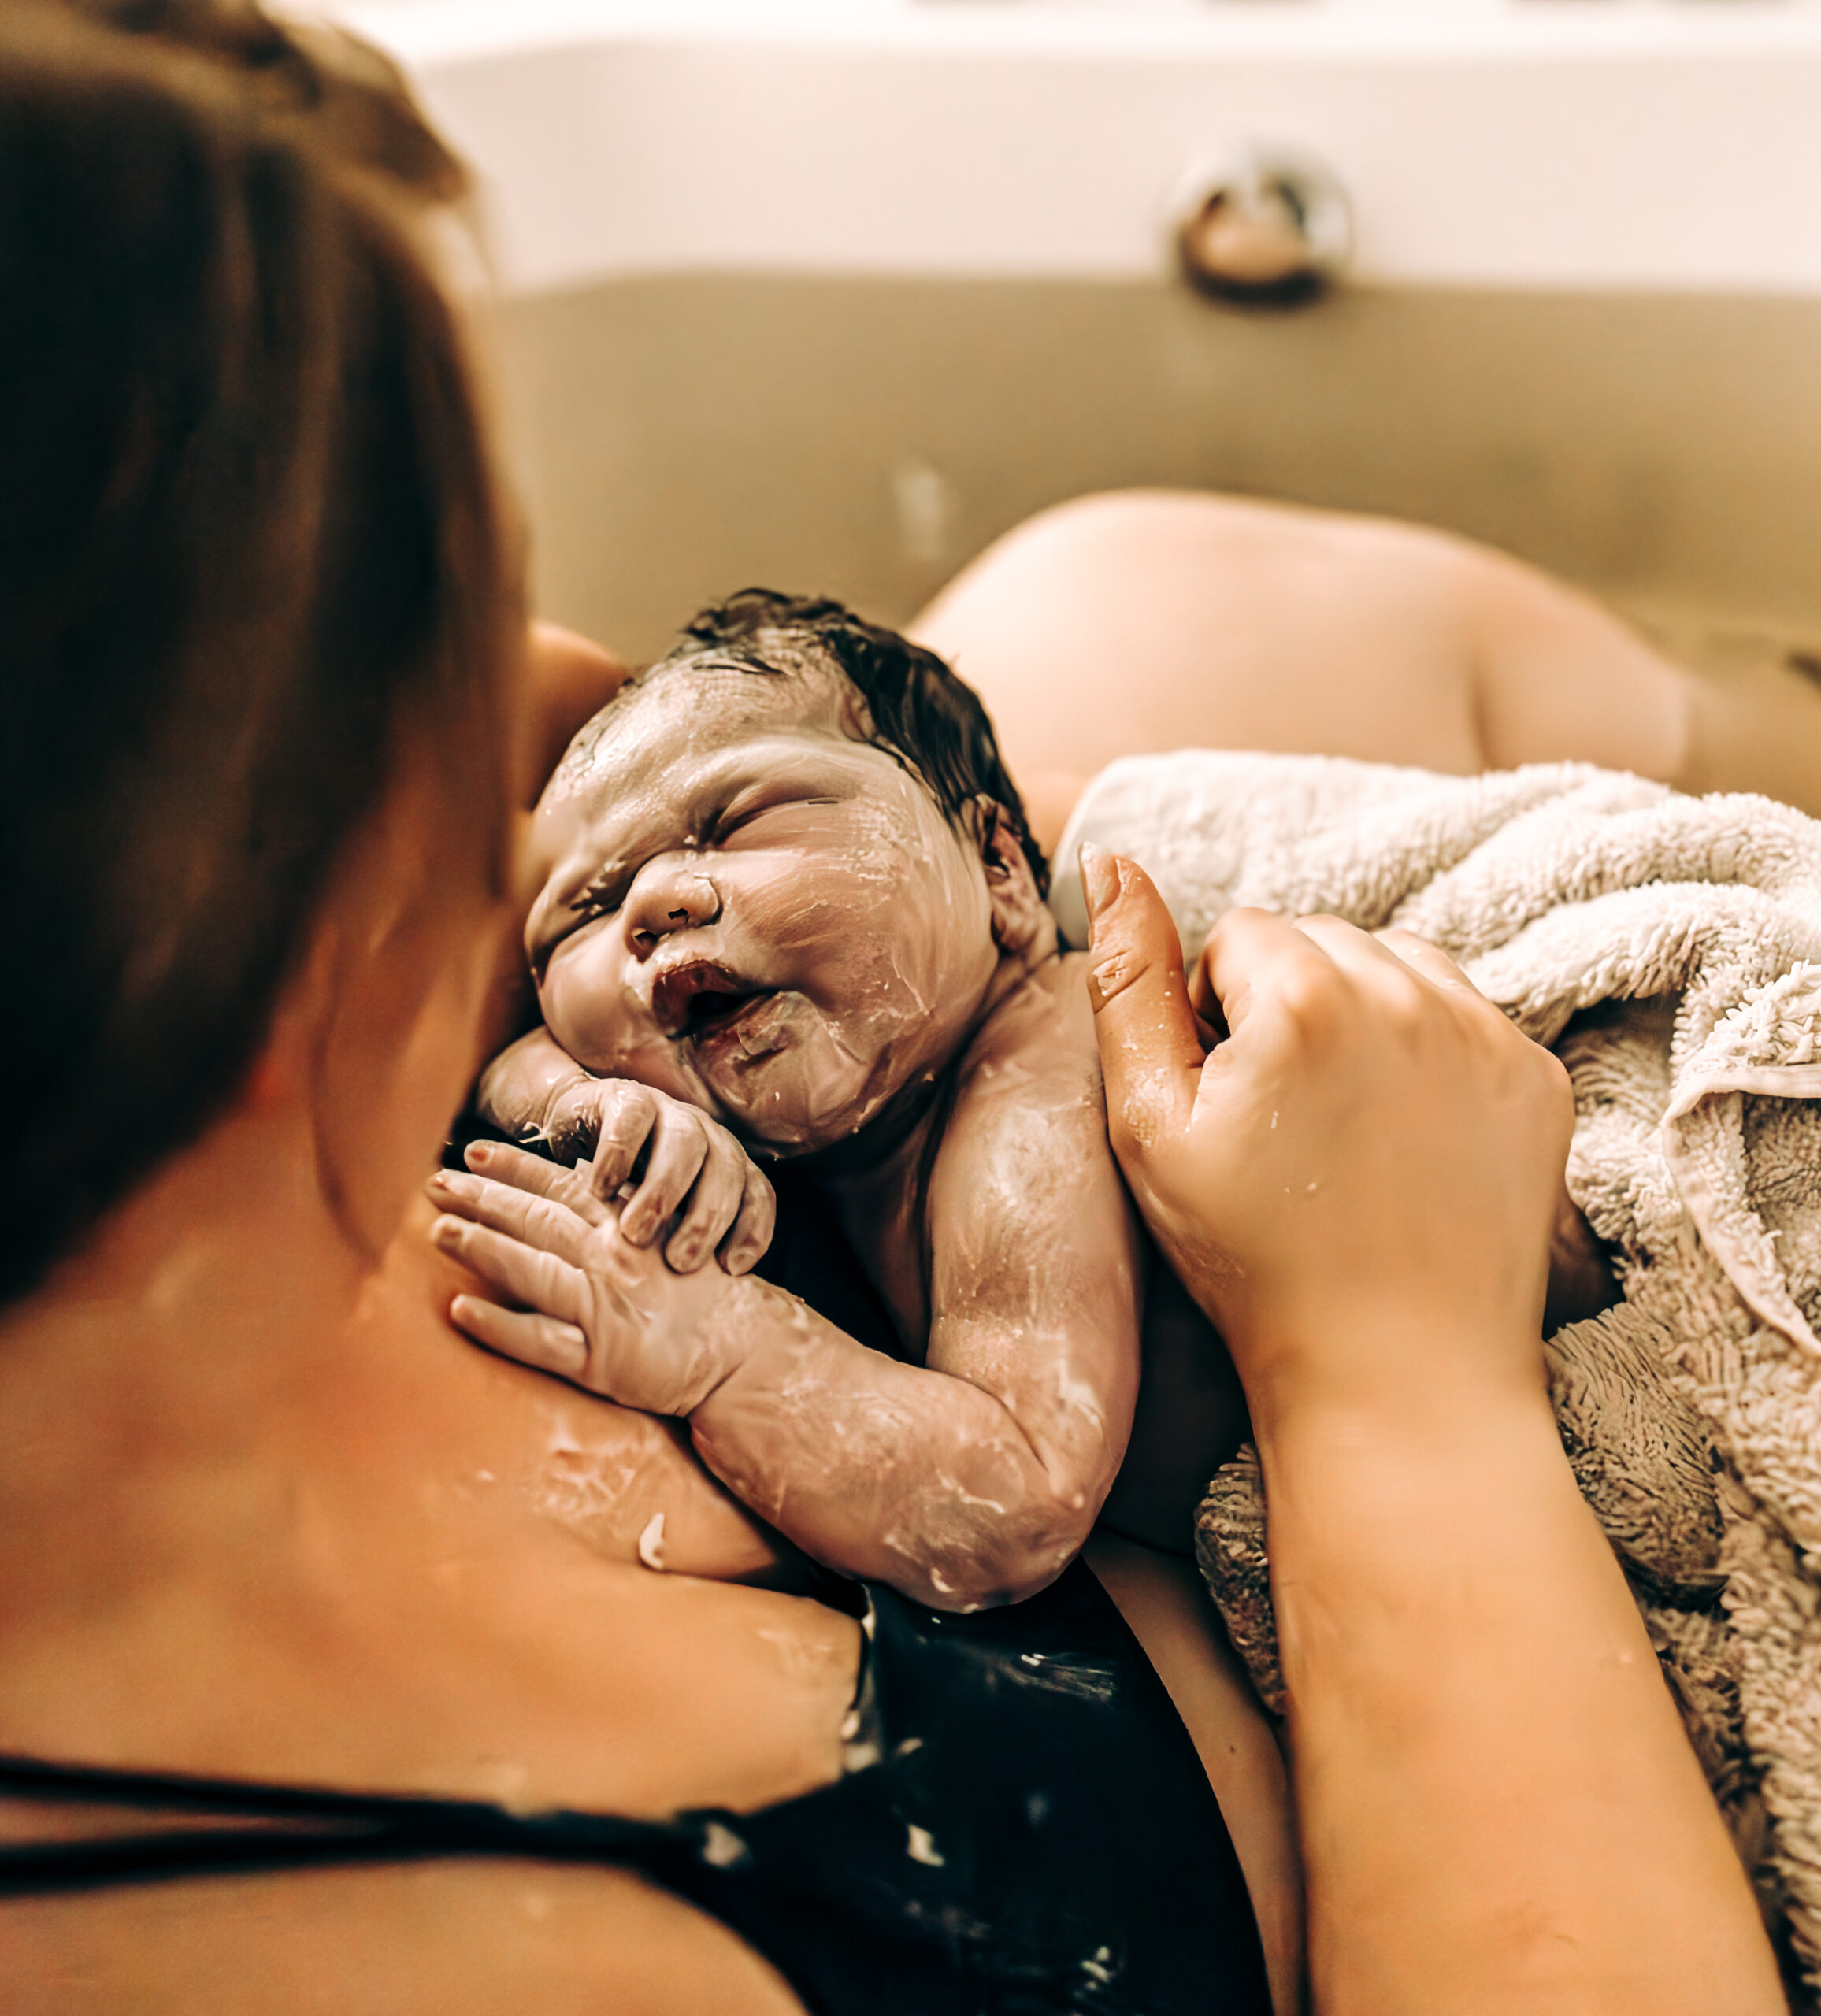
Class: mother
0,7,1782,2014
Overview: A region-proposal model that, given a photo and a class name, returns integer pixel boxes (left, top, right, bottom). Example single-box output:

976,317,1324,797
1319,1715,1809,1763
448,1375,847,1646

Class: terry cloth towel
1054,750,1821,2000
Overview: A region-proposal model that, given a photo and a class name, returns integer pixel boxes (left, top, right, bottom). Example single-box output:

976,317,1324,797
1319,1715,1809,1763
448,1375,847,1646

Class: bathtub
338,0,1821,664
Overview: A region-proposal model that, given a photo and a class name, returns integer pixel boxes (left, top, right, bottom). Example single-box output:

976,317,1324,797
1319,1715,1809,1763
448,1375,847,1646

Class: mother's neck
0,1091,406,1511
0,1081,858,1814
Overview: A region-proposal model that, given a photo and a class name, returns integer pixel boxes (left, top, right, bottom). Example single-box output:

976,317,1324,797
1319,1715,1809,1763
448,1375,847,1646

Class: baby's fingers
720,1164,776,1277
430,1163,594,1262
449,1294,589,1385
621,1105,710,1248
431,1214,588,1328
585,1082,660,1200
663,1135,746,1274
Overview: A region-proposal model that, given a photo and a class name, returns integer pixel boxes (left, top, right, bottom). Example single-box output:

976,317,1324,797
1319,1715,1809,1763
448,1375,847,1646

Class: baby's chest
844,1200,932,1362
775,1164,929,1362
1103,1251,1252,1552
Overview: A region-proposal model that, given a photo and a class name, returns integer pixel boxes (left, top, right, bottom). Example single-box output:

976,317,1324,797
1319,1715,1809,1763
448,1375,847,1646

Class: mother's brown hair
0,6,517,1302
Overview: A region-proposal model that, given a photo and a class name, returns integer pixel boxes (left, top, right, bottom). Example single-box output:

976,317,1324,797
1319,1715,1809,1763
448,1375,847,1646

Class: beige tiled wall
493,273,1821,666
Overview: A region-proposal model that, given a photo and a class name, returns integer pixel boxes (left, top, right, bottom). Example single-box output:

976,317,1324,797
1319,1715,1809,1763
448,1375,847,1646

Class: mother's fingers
1197,906,1350,1042
1081,844,1203,1158
464,1138,584,1195
1371,925,1487,999
1285,910,1436,985
1283,914,1496,1022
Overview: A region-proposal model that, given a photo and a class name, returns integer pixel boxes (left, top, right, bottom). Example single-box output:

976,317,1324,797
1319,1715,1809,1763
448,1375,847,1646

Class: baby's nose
625,861,721,950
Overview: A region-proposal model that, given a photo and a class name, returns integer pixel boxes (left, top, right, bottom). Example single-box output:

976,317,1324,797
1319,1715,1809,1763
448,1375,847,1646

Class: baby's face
526,659,1002,1155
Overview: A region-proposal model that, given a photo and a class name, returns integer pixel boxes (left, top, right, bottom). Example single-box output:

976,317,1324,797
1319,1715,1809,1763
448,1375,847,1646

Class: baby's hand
477,1031,773,1275
556,1077,775,1277
428,1143,748,1414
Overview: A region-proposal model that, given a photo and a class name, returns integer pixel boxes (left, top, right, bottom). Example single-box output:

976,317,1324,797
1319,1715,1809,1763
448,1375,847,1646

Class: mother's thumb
1082,844,1203,1159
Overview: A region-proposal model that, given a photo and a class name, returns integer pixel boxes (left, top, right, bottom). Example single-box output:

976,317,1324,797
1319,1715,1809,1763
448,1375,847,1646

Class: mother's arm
1082,852,1782,2016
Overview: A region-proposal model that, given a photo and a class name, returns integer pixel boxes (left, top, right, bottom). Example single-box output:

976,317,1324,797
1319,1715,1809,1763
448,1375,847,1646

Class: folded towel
1055,750,1821,1999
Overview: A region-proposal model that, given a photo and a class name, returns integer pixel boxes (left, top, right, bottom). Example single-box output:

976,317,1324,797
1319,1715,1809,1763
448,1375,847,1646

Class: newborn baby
431,591,1611,1607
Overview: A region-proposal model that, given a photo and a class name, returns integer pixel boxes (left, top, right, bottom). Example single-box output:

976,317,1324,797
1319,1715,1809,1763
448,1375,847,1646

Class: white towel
1057,750,1821,1999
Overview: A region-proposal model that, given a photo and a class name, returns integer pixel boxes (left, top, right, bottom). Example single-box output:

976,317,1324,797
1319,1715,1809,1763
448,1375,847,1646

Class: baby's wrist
679,1273,824,1421
476,1040,592,1145
653,1266,770,1414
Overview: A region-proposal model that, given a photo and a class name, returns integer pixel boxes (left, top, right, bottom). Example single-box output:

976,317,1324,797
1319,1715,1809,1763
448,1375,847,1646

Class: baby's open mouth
654,960,775,1042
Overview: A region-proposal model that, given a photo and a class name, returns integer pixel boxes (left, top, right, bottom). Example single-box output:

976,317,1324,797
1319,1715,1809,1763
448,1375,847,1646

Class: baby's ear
967,795,1051,958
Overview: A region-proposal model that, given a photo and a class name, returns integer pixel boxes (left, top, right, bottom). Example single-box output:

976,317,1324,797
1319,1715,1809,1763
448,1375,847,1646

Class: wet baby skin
432,650,1241,1606
432,654,1608,1606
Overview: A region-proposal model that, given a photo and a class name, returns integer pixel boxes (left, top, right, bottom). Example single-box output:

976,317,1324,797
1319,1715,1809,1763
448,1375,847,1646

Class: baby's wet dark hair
602,589,1050,896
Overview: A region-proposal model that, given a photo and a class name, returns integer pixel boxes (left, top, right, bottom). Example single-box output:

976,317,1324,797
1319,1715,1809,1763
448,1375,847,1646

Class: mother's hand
1079,844,1572,1430
1082,850,1785,2016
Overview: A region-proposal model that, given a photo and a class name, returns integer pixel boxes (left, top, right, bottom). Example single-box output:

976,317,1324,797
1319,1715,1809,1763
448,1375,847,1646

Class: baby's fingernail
1078,842,1119,933
449,1294,486,1332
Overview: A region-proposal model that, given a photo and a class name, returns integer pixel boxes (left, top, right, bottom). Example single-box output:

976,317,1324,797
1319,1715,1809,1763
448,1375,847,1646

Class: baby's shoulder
927,954,1126,1236
950,952,1102,1116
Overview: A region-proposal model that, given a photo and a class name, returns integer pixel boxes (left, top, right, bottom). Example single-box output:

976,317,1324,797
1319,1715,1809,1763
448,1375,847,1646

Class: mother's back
0,15,860,2010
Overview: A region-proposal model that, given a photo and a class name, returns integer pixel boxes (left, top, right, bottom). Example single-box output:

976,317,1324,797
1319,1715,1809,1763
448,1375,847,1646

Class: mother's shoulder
0,1853,807,2016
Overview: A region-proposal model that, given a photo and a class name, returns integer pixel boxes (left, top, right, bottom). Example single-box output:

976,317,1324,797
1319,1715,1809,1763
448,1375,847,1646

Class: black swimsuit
0,1173,1273,2016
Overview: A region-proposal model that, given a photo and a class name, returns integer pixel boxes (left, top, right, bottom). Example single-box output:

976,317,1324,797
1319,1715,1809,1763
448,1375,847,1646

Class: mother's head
0,5,519,1303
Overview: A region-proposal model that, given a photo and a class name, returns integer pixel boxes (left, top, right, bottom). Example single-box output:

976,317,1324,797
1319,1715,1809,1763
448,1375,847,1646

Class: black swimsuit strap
0,1750,685,1897
0,1184,1273,2014
0,1567,1274,2016
0,1562,885,1901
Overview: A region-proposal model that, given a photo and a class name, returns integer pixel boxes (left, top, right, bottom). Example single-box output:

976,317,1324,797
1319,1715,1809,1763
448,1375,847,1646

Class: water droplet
699,1821,750,1869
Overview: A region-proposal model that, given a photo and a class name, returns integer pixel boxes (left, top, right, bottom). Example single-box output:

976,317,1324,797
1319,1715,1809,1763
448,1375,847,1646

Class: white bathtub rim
317,2,1821,302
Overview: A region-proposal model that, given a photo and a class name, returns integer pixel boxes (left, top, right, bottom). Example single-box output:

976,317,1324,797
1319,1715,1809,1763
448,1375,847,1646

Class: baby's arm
692,971,1142,1606
432,976,1143,1610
